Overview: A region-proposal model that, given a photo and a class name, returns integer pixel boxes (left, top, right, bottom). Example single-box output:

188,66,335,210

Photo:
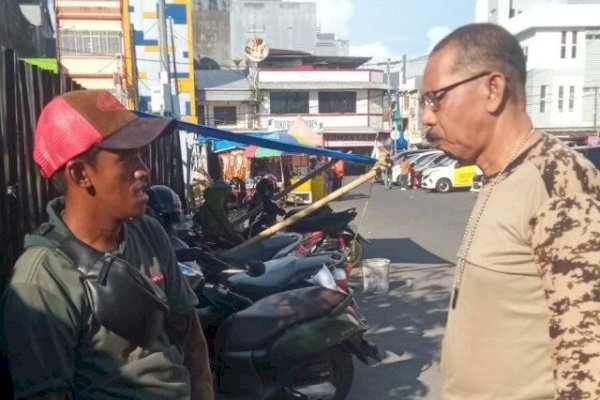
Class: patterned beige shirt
442,134,600,400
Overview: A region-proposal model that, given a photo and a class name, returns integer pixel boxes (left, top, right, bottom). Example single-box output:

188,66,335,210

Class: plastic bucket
362,258,390,294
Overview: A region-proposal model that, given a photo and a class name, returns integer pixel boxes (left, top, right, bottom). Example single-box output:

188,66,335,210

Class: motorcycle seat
217,286,347,352
226,254,335,300
220,232,302,262
288,208,356,234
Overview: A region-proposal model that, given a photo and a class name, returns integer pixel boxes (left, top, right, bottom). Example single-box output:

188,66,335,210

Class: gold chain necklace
451,128,536,309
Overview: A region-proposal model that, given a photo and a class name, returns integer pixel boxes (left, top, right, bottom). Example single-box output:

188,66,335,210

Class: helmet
147,185,183,227
256,177,277,199
212,180,230,192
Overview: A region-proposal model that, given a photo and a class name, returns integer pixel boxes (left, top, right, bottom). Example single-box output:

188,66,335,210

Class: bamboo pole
230,159,390,250
231,157,337,226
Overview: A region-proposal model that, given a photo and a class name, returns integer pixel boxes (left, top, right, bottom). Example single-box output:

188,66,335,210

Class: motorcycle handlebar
175,245,266,278
217,285,253,309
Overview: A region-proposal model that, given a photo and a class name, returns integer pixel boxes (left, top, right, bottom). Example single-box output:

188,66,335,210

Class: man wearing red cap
1,90,213,399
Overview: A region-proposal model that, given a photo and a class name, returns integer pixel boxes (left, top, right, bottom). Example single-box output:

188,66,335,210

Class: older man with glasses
421,23,600,399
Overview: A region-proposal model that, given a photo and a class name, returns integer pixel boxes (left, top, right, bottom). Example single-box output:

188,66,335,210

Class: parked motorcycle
176,248,382,400
148,184,353,288
250,204,367,269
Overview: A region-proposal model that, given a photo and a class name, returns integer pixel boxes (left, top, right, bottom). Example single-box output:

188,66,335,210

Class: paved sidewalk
329,179,476,400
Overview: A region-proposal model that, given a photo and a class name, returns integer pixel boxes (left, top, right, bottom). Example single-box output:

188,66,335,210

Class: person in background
1,90,213,400
409,162,418,188
383,153,393,189
399,156,410,190
422,23,599,399
193,185,245,247
331,159,345,191
323,157,334,194
247,177,286,233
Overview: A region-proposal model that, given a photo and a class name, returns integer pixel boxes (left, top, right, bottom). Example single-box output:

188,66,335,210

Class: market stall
239,119,326,204
285,118,326,204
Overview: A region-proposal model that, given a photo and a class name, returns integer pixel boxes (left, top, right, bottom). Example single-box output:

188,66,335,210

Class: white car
421,160,481,193
391,150,443,183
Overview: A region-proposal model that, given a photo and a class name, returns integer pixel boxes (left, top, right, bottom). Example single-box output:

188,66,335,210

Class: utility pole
401,54,407,85
386,58,391,94
128,23,140,110
168,16,181,118
584,85,599,137
158,0,174,116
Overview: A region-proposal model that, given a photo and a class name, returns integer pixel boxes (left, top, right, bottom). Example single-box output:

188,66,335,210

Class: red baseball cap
34,90,174,178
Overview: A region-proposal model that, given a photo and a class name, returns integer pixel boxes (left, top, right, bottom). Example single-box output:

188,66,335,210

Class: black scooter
177,248,382,400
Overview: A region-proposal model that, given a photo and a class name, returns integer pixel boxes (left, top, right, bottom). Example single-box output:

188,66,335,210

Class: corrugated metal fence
0,47,184,282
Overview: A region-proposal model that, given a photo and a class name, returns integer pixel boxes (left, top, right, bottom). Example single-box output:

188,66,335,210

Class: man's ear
485,72,508,114
64,159,93,189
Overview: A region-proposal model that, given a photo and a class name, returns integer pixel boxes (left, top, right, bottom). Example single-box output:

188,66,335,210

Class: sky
47,0,475,63
296,0,476,62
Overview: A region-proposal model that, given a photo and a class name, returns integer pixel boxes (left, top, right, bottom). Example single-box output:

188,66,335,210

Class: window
247,25,266,33
558,86,564,112
560,31,578,59
569,85,575,112
318,91,356,113
540,85,546,113
213,106,236,125
60,30,122,55
270,92,309,114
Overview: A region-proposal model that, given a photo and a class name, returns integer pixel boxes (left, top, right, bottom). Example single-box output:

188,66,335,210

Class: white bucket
362,258,390,294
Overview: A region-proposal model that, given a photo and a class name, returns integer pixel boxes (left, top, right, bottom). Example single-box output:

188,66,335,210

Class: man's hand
168,310,214,400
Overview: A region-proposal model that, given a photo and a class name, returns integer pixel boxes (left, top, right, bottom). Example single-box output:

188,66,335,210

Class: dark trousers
332,176,343,191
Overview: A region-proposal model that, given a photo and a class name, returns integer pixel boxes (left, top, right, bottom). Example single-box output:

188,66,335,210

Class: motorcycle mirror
245,260,266,277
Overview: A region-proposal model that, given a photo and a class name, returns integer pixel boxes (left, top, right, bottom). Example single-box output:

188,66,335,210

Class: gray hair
432,23,527,93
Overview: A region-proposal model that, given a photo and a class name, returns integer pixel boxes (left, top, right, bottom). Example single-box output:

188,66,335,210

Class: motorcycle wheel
280,346,354,400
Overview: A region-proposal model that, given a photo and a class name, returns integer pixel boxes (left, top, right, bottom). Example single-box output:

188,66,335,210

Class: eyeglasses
419,71,492,111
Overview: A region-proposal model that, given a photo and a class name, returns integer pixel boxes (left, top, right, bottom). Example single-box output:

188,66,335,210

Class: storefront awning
136,112,376,164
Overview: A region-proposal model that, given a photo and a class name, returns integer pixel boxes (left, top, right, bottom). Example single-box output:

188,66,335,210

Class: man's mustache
424,128,439,142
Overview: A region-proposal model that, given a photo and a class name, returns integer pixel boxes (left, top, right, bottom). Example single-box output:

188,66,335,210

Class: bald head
432,23,527,103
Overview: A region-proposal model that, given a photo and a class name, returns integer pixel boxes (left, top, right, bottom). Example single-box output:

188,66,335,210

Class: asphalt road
329,178,477,400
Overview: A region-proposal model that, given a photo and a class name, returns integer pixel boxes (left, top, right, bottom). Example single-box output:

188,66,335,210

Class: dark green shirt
1,198,198,399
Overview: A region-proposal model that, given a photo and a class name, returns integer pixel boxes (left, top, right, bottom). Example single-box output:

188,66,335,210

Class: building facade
391,56,428,147
1,0,55,58
54,0,126,99
477,0,600,141
197,53,390,156
192,0,232,68
193,0,349,69
124,0,197,121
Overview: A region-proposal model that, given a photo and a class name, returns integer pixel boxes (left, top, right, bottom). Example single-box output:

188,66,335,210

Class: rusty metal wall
0,47,184,281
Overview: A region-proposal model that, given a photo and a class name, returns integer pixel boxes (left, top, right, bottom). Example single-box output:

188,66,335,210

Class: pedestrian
331,159,345,191
399,156,410,190
1,90,214,400
422,24,599,399
324,162,334,194
409,162,418,188
383,153,393,189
